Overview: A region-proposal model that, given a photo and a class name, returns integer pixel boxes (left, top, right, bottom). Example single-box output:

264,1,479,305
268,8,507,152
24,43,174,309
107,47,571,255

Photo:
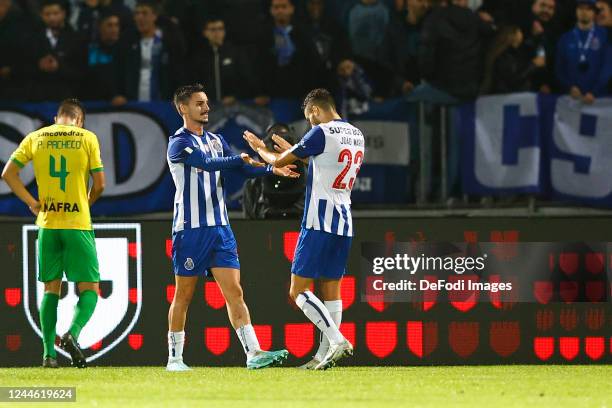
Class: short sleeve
10,134,33,168
88,132,104,173
167,137,195,163
289,126,326,158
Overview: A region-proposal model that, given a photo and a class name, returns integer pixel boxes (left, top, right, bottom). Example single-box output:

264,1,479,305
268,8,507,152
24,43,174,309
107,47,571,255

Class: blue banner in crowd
460,93,612,207
0,99,414,216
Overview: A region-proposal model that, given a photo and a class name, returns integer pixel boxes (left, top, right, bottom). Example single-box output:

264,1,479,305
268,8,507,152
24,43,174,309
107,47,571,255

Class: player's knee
223,284,244,305
172,292,193,307
44,279,62,296
288,287,302,303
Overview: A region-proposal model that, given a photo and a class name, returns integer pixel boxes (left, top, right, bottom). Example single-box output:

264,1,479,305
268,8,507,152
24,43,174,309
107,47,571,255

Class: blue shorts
291,228,352,280
172,226,240,277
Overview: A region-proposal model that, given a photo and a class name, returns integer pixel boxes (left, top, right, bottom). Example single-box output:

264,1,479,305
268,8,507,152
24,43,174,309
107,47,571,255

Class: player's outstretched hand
273,164,300,178
240,153,265,167
272,164,300,178
243,131,265,152
271,134,293,153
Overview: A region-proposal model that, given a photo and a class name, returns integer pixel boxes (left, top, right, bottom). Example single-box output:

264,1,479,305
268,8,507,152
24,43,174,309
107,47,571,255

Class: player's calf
294,290,345,347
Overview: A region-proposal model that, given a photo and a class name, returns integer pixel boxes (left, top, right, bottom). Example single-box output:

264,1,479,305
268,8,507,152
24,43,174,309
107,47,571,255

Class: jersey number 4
49,155,70,192
333,149,364,190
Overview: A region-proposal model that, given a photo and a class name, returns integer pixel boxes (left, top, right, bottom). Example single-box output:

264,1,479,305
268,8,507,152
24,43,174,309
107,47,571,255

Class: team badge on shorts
184,257,195,271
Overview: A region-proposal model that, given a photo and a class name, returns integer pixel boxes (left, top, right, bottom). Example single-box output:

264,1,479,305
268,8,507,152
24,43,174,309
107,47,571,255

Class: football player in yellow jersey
1,99,105,368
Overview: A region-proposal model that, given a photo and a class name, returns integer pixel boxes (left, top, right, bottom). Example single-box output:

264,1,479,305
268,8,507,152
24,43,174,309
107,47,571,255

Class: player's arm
271,134,309,165
2,135,40,215
87,133,106,206
243,126,325,168
218,135,300,179
88,171,105,206
1,161,40,215
168,138,263,171
243,131,299,168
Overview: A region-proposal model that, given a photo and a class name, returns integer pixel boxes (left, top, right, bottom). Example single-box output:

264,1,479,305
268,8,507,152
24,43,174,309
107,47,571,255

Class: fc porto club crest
184,257,195,271
22,224,142,362
210,138,223,154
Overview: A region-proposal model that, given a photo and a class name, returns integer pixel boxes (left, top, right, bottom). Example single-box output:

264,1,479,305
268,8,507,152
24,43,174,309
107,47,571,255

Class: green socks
40,289,98,358
40,292,59,359
69,290,98,341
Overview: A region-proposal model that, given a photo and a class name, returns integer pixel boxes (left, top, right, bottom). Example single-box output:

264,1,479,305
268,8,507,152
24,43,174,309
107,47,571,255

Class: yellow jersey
10,123,104,230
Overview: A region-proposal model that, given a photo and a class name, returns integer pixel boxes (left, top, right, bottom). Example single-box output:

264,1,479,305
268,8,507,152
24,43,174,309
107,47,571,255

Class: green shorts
37,228,100,283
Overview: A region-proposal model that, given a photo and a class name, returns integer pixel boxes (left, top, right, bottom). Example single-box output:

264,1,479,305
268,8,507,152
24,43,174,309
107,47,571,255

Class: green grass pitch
0,366,611,407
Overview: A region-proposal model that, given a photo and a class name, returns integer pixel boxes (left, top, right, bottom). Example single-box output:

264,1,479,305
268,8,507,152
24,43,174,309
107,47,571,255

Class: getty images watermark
370,252,513,292
360,242,612,303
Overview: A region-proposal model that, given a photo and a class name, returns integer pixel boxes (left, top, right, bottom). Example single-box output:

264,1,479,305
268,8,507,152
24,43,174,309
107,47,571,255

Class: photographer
243,123,305,219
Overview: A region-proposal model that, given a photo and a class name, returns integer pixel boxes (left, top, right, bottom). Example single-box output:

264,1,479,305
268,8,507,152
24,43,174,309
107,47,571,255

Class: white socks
169,325,261,363
236,324,261,359
168,331,185,361
314,300,343,361
296,291,344,346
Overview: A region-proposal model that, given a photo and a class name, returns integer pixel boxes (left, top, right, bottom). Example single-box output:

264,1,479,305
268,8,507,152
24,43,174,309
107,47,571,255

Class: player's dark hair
57,98,85,122
40,0,67,11
302,88,336,112
173,83,205,114
136,0,161,14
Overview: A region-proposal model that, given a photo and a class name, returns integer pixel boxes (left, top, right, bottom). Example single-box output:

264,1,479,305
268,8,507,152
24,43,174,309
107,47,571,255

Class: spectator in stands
481,25,547,94
304,0,353,91
188,18,256,105
556,0,583,32
596,0,612,27
478,0,524,25
255,0,315,103
523,0,563,93
598,0,612,95
347,0,390,96
162,0,222,50
394,0,405,10
82,11,124,103
23,0,86,102
529,0,557,31
73,0,133,42
556,0,609,103
418,0,494,101
337,59,373,117
348,0,389,61
383,0,429,96
117,0,186,102
0,0,28,101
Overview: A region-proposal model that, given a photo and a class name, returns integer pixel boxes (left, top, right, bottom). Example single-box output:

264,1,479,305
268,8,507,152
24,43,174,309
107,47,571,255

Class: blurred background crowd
1,0,611,110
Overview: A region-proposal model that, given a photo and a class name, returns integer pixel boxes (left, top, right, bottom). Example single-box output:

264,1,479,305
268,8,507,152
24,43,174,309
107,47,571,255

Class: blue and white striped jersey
167,127,272,233
290,119,365,237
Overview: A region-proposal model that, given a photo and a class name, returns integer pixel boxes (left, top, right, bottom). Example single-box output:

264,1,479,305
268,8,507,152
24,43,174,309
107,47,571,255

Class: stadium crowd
0,0,611,109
